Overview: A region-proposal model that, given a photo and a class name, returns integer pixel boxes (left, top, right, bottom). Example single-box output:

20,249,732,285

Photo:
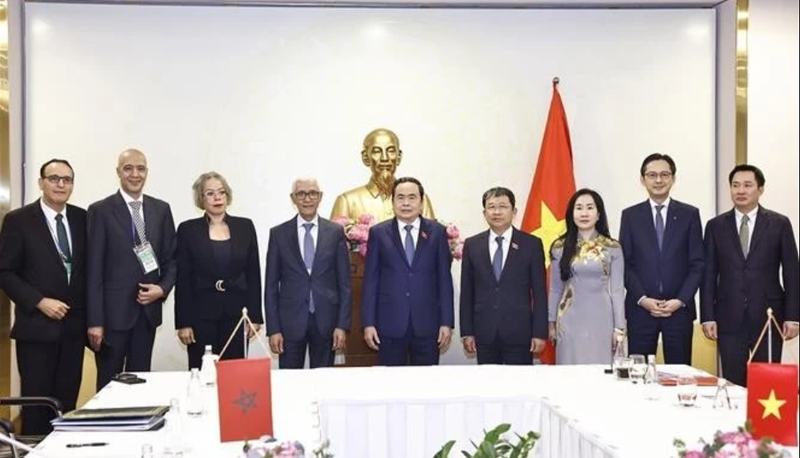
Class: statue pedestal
339,252,378,367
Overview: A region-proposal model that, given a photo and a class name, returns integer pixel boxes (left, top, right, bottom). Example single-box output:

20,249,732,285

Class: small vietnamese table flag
217,308,274,442
746,362,798,445
521,77,577,365
745,308,798,446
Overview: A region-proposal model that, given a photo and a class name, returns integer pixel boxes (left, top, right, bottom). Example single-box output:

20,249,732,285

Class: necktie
54,214,72,261
404,225,415,265
655,205,665,251
303,223,316,313
129,201,147,244
740,215,750,258
492,236,504,281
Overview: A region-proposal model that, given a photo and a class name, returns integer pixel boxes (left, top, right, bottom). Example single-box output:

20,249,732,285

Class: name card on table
217,357,274,442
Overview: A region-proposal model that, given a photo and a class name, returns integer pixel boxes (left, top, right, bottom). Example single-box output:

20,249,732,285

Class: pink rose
683,451,705,458
358,242,368,258
446,224,460,239
358,214,375,225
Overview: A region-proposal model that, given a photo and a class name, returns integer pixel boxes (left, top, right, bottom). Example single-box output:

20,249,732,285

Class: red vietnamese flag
746,362,798,445
521,79,576,365
217,357,274,442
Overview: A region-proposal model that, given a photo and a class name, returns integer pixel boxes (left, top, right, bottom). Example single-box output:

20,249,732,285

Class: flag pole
767,308,773,362
553,76,560,85
243,308,249,359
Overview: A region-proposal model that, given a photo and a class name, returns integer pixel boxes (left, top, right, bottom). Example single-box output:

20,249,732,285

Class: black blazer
265,216,352,341
701,206,799,330
0,200,87,343
86,191,177,331
459,228,548,344
175,215,262,329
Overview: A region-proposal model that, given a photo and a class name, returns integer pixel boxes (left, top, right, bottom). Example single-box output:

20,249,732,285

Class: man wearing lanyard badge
0,159,87,435
87,149,177,390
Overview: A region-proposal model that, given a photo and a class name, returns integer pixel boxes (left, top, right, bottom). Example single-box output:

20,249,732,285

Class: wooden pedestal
340,252,378,367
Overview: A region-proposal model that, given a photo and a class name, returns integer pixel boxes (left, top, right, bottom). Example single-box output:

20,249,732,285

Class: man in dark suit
459,187,547,364
701,164,799,386
620,154,704,365
362,177,454,366
87,148,177,390
265,178,352,369
0,159,86,435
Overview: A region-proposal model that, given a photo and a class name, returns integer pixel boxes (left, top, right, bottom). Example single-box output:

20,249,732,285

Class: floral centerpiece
242,436,332,458
673,422,791,458
441,221,464,261
332,214,375,258
332,214,464,260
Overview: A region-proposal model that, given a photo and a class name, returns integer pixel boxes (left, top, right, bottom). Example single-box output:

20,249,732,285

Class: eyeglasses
293,191,321,201
644,171,673,180
203,189,228,199
43,175,74,185
486,204,512,213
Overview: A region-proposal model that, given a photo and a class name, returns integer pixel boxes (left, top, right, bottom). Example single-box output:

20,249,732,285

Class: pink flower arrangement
332,214,375,258
441,221,464,261
242,436,332,458
673,423,790,458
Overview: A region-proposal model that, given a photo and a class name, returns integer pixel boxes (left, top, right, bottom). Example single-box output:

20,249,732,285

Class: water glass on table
629,354,647,384
676,374,698,407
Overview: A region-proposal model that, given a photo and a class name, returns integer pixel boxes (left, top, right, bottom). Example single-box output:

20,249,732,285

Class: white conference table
35,364,799,458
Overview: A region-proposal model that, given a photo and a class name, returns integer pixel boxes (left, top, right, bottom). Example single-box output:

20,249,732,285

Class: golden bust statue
331,128,435,222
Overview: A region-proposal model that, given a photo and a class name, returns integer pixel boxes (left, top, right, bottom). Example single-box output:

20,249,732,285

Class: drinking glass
676,374,698,407
629,354,647,384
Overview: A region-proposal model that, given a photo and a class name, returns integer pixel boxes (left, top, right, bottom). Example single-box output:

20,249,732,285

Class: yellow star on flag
758,389,787,420
532,202,566,267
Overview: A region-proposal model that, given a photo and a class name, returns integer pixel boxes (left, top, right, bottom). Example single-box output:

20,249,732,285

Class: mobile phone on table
111,373,146,384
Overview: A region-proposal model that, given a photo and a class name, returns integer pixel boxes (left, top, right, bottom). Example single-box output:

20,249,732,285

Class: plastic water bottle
199,345,218,386
163,398,186,457
645,354,658,383
611,336,628,378
185,368,204,416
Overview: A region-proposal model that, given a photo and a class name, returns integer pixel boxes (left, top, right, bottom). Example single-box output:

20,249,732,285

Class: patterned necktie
54,214,72,261
655,205,665,251
739,215,750,258
129,201,147,244
404,225,415,265
303,223,315,313
492,236,504,281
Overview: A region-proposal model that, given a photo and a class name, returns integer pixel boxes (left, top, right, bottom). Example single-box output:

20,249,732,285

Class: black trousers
186,316,246,370
476,334,533,365
718,314,783,387
95,311,155,391
16,335,84,436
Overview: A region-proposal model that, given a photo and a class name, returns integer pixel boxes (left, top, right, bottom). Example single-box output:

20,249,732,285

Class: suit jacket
459,228,548,344
265,216,352,340
361,217,454,338
619,199,704,320
0,200,87,343
701,206,799,330
86,191,177,331
175,215,262,330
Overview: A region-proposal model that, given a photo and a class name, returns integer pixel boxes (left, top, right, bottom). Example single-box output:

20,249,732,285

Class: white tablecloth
34,364,799,458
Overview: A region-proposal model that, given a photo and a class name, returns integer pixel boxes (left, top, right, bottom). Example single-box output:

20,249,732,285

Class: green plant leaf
434,440,456,458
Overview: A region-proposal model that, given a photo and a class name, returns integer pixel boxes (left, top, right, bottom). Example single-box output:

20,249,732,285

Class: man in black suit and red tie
701,164,799,386
87,149,177,390
0,159,87,435
459,187,548,364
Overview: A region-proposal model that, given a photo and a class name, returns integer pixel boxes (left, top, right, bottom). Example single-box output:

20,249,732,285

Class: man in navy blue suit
361,177,454,366
265,178,352,369
619,153,704,364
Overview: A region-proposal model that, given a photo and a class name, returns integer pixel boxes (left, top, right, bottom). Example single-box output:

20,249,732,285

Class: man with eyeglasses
86,149,176,389
619,153,704,365
459,187,548,365
0,159,87,435
265,178,352,368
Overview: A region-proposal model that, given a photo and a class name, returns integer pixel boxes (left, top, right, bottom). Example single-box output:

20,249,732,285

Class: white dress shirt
40,199,72,259
487,226,513,270
297,215,319,273
120,189,145,225
650,196,672,229
397,217,420,248
734,206,758,249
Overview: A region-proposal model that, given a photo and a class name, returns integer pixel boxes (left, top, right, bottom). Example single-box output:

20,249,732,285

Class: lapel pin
421,231,429,239
511,242,519,250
